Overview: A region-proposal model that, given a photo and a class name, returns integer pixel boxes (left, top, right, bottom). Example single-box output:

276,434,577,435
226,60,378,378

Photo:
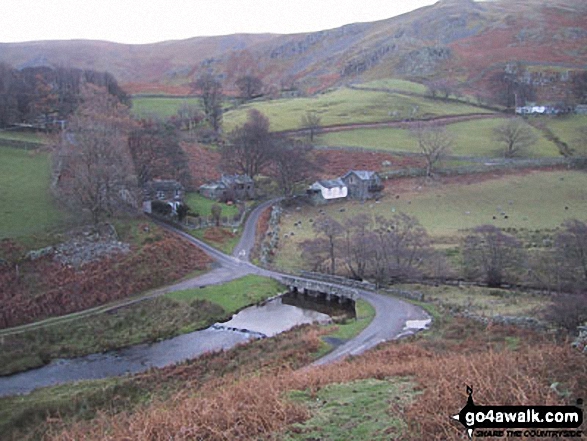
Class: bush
151,200,172,216
544,292,587,332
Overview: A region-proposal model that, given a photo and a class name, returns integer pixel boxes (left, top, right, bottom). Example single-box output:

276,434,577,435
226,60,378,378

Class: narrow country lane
156,200,431,365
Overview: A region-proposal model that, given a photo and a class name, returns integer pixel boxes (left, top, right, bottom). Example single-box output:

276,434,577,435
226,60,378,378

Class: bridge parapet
280,275,358,302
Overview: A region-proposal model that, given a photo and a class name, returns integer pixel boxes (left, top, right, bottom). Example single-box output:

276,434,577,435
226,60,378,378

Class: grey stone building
341,170,383,200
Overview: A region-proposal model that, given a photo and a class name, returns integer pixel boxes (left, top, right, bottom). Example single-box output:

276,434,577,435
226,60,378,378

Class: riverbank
0,276,283,376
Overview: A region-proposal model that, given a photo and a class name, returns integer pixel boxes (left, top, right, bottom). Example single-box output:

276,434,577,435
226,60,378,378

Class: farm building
143,179,184,213
199,174,255,201
342,170,384,200
307,179,348,205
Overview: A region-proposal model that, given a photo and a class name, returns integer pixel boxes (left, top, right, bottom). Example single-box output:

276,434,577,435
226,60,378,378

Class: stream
0,293,340,397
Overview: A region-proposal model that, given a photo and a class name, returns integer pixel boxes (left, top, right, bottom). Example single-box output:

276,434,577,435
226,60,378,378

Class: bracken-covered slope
0,0,585,95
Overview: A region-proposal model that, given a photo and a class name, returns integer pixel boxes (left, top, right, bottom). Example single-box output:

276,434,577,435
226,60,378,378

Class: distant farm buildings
308,170,383,205
142,179,185,214
199,174,255,202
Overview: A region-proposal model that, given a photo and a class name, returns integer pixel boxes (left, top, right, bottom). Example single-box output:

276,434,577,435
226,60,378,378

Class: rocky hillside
0,0,585,96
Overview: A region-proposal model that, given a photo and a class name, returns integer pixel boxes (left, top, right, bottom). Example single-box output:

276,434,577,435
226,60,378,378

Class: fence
0,138,44,150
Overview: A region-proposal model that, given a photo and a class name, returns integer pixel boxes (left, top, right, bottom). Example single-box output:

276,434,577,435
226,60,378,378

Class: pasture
317,117,560,158
273,170,587,271
0,146,65,239
221,87,490,132
131,96,203,119
351,78,428,94
541,115,587,155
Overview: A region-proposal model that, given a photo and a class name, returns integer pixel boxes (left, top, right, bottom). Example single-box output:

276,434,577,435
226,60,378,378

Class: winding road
0,199,430,370
155,199,430,365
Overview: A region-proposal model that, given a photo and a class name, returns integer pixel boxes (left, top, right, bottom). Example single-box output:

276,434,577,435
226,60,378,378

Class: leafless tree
128,119,191,188
312,215,343,275
235,75,263,101
211,204,222,226
462,225,526,287
271,137,317,197
193,73,223,132
370,213,435,284
341,214,373,280
554,219,587,291
222,109,274,179
493,118,538,158
53,85,138,224
300,111,322,143
411,123,453,178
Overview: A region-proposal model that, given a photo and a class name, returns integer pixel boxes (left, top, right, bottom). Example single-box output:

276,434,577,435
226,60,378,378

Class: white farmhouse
308,178,348,204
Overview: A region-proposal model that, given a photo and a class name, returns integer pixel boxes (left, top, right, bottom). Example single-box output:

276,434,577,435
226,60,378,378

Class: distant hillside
0,0,585,97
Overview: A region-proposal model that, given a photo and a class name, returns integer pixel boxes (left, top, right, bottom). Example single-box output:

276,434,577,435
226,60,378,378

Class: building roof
311,178,347,190
145,179,184,191
343,170,378,181
220,174,253,186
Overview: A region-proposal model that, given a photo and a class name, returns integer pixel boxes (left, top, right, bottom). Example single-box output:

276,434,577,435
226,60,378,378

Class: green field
0,146,65,239
273,170,587,271
131,96,203,119
166,275,284,312
223,87,491,132
352,78,429,94
541,115,587,155
184,192,241,219
318,117,560,158
0,131,44,144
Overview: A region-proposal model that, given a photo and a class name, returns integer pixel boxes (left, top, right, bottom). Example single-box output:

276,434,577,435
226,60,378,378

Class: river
0,293,338,397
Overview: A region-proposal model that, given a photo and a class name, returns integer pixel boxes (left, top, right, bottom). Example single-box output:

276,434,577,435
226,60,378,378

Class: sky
1,0,439,45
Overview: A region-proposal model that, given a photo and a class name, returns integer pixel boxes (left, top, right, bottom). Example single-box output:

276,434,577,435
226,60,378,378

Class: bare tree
341,214,373,280
211,203,222,226
462,225,526,287
300,111,322,143
271,137,317,197
193,73,223,132
312,215,343,275
554,219,587,291
493,118,538,158
370,213,435,284
128,119,191,188
221,109,274,179
411,123,453,178
53,85,138,224
235,75,263,101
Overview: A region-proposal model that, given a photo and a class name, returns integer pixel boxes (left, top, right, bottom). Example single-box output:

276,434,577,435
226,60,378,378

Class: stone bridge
280,275,358,305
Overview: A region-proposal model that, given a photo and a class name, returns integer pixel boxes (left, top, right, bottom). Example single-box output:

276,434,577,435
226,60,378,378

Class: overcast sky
1,0,439,45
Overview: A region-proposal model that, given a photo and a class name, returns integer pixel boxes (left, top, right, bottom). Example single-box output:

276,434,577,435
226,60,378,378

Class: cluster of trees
52,85,138,224
52,84,192,224
128,119,191,188
0,63,128,129
463,221,587,293
299,213,442,285
221,109,318,196
301,210,587,296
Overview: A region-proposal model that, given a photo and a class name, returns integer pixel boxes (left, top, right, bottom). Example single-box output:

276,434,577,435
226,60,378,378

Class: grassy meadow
541,114,587,155
318,117,561,158
223,87,491,132
0,146,66,239
131,96,203,119
351,78,429,94
0,131,45,144
273,170,587,271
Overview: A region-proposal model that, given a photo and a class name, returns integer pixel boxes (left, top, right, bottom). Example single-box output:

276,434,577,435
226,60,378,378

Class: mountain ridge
0,0,585,96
